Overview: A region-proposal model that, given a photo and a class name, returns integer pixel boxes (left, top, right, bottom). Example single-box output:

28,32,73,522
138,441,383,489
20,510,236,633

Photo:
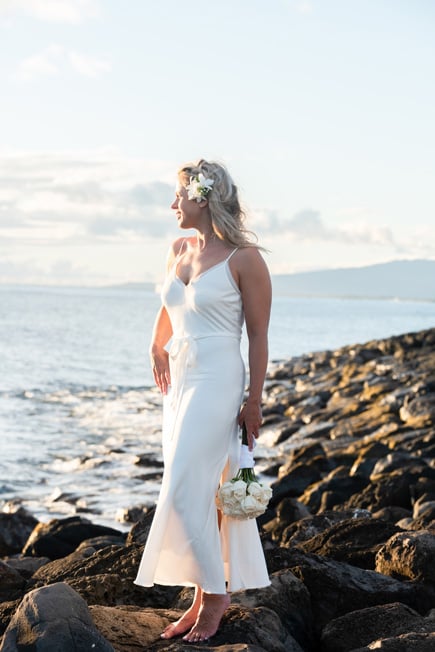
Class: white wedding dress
134,249,270,594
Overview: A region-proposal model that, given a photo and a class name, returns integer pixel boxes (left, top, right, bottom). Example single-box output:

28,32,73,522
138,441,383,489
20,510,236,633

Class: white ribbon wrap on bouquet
239,442,255,469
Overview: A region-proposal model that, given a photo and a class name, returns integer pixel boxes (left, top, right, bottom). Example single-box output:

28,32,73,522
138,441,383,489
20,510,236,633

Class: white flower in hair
186,173,214,202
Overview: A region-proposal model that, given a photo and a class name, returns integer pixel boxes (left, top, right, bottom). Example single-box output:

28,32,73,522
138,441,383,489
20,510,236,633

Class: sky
1,0,434,285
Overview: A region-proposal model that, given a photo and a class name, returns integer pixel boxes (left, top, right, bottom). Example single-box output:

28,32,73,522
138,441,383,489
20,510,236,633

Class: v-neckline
175,258,228,288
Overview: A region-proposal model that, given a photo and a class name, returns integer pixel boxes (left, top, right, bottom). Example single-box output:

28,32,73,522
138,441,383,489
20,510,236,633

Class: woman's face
171,182,202,230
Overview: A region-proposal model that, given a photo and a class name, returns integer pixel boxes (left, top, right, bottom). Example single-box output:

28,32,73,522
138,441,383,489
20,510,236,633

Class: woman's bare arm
149,238,185,394
150,306,173,394
234,248,272,450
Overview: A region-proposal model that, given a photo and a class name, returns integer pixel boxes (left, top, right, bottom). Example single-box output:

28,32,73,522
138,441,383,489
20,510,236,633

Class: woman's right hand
150,345,171,395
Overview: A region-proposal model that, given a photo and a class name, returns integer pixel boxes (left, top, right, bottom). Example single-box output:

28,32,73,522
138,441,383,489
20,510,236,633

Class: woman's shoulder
232,245,268,269
166,236,194,269
229,246,270,288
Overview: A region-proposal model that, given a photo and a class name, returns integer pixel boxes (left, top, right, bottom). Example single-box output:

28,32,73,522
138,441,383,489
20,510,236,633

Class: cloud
68,50,111,77
13,45,111,81
0,150,176,245
294,1,313,14
14,44,63,80
254,208,397,248
0,0,100,24
2,149,433,283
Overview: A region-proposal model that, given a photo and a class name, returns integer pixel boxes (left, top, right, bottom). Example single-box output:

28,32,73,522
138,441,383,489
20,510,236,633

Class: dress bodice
161,255,244,340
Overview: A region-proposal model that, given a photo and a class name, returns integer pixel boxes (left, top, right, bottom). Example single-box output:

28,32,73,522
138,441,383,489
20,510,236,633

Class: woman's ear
198,199,208,208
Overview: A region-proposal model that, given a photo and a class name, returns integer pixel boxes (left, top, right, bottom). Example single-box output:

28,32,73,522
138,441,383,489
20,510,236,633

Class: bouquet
216,424,272,520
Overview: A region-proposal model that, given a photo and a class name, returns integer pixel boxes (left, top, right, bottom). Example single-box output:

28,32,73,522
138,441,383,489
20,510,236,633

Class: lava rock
295,517,401,569
320,602,435,652
0,582,114,651
0,507,38,556
375,530,435,582
22,516,124,560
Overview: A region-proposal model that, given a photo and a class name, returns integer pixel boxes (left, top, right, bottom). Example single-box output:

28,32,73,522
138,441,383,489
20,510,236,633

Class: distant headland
271,259,435,301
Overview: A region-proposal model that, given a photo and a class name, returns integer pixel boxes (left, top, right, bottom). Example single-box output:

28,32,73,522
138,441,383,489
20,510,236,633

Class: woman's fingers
238,405,262,451
151,351,171,395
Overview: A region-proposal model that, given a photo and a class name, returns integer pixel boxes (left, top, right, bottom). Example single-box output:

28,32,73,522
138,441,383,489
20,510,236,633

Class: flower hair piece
186,173,214,202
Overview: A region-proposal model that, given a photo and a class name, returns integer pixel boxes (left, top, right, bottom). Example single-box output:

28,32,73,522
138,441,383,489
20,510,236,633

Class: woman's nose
171,199,178,209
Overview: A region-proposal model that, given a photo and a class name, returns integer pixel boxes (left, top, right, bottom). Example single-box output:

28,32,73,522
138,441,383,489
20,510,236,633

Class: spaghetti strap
176,238,188,259
225,248,238,262
168,239,187,275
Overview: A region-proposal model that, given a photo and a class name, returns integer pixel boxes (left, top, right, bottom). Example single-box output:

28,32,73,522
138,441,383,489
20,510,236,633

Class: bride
134,159,271,643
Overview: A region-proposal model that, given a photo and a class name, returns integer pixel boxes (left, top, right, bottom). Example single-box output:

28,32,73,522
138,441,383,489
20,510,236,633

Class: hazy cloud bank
251,208,432,256
1,151,432,256
0,151,176,244
0,0,100,24
13,44,111,81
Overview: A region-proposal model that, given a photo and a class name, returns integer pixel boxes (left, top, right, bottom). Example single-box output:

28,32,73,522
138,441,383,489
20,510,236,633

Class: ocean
1,284,434,529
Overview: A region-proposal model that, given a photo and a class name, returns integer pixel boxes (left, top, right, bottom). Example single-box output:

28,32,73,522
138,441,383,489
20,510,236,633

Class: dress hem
133,578,271,593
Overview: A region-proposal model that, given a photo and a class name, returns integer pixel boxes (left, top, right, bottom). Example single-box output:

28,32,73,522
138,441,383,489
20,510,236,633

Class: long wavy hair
177,159,259,248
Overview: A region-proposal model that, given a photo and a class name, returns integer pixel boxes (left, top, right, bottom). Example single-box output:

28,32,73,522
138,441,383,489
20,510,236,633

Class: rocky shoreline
1,327,435,651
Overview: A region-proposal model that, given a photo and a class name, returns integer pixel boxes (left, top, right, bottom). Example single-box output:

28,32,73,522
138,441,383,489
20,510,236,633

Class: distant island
271,259,435,301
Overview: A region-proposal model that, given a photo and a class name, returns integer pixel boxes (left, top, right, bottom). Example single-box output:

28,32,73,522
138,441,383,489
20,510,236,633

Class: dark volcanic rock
400,393,435,427
270,464,322,507
201,604,302,652
341,472,415,512
88,605,174,651
349,442,392,478
231,569,315,651
351,632,435,651
126,506,156,545
295,517,402,569
262,498,310,543
2,556,50,580
0,507,38,556
280,510,367,547
299,470,368,513
372,506,412,524
264,547,434,630
26,543,180,608
0,561,25,602
375,530,435,581
0,600,20,637
75,534,126,552
22,516,125,560
0,582,114,651
320,602,435,652
4,328,435,651
370,452,429,480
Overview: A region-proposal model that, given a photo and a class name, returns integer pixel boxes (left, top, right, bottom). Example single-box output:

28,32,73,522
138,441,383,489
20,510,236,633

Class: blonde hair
178,159,258,248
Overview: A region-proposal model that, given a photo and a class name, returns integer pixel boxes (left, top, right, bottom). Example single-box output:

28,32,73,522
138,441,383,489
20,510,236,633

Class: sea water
0,284,434,528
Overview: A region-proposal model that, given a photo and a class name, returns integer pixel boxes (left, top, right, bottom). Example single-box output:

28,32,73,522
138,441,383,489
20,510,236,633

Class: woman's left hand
238,400,262,451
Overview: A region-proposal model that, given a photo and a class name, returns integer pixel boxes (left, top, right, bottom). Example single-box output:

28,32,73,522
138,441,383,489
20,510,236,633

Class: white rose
223,501,243,517
232,480,247,500
256,485,272,506
241,495,263,517
219,482,234,500
247,482,263,498
223,495,238,509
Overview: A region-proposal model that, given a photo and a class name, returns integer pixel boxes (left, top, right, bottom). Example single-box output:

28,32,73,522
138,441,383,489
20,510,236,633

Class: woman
134,159,271,643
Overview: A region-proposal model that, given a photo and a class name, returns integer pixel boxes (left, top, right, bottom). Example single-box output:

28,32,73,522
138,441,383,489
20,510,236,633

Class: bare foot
160,586,202,639
182,592,231,643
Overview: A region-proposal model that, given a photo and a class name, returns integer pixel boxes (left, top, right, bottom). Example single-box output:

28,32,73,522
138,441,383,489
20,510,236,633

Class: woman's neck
195,229,218,251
